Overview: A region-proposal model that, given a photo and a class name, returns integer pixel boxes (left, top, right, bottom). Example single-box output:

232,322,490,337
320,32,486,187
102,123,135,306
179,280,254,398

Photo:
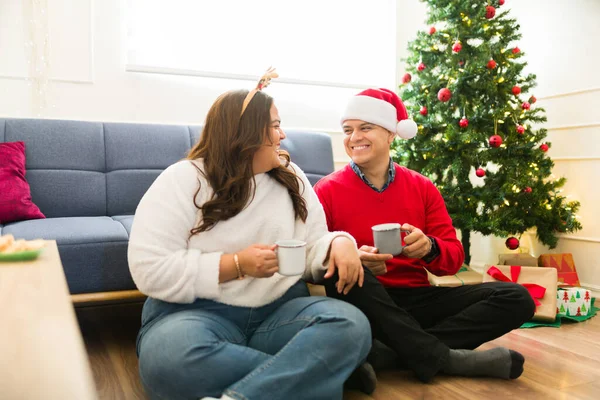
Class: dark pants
324,268,535,382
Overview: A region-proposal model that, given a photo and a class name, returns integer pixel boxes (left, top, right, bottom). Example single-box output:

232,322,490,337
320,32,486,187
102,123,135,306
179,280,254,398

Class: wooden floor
77,302,600,400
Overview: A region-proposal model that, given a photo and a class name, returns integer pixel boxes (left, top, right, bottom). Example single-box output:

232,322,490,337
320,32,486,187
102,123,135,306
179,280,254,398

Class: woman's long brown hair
187,90,308,235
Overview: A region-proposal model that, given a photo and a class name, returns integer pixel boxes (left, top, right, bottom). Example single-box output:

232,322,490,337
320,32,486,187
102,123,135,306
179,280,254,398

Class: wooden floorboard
76,303,600,399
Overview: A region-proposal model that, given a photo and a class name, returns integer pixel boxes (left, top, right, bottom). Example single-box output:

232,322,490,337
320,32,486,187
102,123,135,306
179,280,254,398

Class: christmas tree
392,0,581,264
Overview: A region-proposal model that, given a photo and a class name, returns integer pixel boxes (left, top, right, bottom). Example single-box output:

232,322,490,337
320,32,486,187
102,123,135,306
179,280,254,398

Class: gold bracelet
233,254,244,280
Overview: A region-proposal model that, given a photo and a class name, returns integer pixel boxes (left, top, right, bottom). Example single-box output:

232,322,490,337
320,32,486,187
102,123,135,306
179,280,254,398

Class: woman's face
252,103,286,174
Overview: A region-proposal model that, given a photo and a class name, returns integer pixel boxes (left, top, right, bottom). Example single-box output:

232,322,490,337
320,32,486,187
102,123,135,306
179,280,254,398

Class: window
127,0,397,88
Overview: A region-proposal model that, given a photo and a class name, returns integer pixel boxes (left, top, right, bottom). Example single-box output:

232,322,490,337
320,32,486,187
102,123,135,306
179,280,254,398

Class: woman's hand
358,245,393,276
237,244,279,278
324,236,364,295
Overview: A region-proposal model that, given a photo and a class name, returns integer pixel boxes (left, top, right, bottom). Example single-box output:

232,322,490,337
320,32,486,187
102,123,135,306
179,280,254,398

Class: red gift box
538,253,580,287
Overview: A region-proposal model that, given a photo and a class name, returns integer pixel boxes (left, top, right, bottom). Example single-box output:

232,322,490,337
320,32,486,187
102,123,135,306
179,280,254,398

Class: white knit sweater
128,160,354,307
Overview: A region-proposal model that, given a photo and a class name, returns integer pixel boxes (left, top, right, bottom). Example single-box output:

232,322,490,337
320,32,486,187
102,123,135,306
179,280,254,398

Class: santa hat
341,88,418,139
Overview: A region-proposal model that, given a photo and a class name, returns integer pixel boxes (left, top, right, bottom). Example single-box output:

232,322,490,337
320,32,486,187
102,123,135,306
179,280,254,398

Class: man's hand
401,223,432,259
358,245,393,276
324,236,364,295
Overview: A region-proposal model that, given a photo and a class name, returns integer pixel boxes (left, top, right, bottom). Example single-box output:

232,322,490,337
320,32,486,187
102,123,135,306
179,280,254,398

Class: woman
128,75,371,400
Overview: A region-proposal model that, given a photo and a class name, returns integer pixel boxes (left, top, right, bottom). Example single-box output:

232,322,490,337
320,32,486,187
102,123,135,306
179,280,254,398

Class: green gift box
557,287,592,317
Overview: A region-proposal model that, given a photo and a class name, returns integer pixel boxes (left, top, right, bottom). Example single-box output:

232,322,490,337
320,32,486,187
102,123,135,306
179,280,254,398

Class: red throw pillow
0,141,45,223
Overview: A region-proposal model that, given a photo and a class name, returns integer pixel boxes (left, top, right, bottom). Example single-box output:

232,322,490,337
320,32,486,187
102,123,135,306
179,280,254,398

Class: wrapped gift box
427,266,483,287
557,287,592,317
498,253,538,267
483,265,558,322
538,253,581,287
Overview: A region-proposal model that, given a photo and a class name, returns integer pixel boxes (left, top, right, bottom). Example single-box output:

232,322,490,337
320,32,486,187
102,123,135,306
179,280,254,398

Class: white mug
276,240,307,276
372,223,409,256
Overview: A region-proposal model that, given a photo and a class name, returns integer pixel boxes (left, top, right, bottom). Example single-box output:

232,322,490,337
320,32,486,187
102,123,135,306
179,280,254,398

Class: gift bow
487,265,546,306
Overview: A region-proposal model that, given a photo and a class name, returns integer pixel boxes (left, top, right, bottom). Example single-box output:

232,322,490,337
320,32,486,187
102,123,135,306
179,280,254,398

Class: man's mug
372,223,409,256
275,240,307,276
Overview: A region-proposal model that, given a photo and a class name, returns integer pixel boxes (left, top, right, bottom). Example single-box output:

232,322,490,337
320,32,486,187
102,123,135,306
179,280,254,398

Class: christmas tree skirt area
520,298,599,328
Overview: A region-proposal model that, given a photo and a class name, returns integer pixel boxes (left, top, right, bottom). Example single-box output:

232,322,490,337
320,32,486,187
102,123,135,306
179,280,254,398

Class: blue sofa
0,118,335,296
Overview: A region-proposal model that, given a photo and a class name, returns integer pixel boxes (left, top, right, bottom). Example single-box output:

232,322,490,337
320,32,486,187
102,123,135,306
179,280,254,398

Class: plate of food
0,234,47,262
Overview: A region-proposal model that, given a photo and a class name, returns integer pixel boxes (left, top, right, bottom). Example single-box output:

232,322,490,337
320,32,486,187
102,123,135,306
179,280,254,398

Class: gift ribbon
486,265,546,306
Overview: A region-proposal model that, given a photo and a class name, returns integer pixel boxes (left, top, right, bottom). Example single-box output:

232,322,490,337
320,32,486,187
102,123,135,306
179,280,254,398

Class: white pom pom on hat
341,88,418,139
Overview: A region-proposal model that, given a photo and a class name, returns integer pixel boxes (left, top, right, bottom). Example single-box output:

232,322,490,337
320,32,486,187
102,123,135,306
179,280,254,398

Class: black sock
345,362,377,394
441,348,525,379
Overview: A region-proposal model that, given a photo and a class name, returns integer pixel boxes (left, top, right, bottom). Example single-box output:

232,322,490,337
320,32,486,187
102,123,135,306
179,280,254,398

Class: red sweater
314,163,464,288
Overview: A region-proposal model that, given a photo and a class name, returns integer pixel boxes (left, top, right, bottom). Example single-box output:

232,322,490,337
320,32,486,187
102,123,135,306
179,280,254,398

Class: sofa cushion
3,119,107,218
281,131,334,185
3,216,128,244
0,141,45,223
112,215,134,235
3,217,132,293
107,171,162,216
104,123,193,215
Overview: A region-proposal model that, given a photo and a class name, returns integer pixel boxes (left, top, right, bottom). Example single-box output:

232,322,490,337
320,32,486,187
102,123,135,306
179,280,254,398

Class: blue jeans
136,281,371,400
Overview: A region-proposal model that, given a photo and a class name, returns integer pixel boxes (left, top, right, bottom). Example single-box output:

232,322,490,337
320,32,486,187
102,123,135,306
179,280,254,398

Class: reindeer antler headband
241,67,279,116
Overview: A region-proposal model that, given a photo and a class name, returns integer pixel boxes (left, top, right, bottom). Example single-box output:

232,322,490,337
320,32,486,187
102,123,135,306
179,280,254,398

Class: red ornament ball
402,73,412,84
429,27,436,35
499,0,505,5
420,106,428,116
529,95,537,104
516,125,525,134
485,5,496,19
505,237,520,250
476,168,486,177
489,135,503,148
417,63,426,71
512,47,521,54
459,118,469,128
487,59,497,69
523,186,532,193
452,42,462,53
522,102,531,110
512,86,521,95
437,88,452,102
458,60,465,67
540,143,549,152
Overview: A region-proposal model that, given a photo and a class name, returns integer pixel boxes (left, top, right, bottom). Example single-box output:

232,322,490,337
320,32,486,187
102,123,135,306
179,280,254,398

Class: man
315,88,536,383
